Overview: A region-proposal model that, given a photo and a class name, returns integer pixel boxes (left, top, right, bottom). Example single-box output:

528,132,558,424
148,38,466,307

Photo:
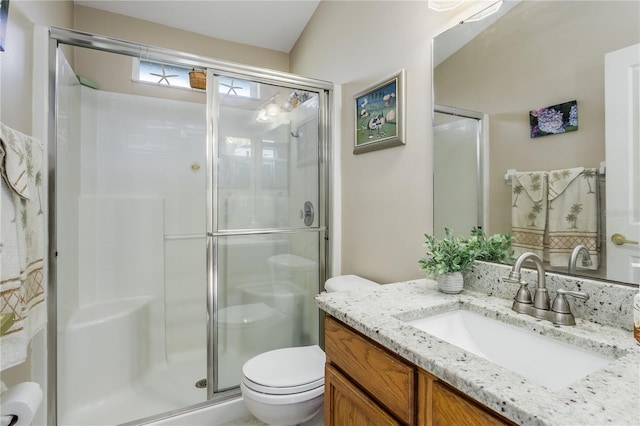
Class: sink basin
405,309,615,390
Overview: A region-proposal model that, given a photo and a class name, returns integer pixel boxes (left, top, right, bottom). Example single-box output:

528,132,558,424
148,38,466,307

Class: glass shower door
433,108,485,239
209,74,324,391
53,46,209,426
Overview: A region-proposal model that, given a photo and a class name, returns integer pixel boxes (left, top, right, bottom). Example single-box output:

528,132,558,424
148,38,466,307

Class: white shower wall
76,87,207,359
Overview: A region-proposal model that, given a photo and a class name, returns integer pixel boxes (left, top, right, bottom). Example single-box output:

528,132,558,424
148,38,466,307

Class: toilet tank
267,254,318,285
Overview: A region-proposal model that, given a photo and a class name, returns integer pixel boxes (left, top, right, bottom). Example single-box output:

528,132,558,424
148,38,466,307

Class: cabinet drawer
432,380,512,425
325,316,415,425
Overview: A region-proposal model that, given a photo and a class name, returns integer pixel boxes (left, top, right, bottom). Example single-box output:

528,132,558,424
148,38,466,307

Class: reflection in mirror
433,106,487,240
433,0,640,286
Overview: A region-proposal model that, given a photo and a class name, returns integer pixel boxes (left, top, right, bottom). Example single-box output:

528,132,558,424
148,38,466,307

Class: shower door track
49,27,333,426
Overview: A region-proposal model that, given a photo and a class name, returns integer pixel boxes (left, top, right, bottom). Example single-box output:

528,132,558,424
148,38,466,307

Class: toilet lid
242,345,325,394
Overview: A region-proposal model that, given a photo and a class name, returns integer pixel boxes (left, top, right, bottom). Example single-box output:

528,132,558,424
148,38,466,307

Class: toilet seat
242,376,324,395
241,379,324,405
242,345,325,395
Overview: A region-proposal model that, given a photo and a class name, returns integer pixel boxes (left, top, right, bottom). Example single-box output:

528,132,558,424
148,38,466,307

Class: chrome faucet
568,244,593,275
504,252,589,326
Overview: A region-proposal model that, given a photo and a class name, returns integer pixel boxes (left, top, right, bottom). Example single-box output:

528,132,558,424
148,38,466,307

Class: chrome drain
195,378,207,388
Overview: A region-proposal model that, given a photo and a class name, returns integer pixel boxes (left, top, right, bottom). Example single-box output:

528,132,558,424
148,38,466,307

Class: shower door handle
303,201,314,227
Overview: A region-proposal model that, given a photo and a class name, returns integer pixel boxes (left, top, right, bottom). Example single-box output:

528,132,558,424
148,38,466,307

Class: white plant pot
436,271,464,294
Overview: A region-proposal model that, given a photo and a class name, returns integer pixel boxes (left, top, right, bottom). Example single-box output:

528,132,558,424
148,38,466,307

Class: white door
605,43,640,283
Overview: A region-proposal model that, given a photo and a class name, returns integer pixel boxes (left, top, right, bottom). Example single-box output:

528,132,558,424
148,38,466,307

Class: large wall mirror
433,0,640,286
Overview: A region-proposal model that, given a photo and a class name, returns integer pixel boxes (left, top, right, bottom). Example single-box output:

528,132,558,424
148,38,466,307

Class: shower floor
61,350,209,426
60,348,266,426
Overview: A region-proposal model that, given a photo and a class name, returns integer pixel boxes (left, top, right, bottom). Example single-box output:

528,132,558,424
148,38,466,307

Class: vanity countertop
316,279,640,426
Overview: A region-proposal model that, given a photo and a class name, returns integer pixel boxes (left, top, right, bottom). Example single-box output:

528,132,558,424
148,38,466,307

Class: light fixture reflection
256,109,270,122
266,103,283,116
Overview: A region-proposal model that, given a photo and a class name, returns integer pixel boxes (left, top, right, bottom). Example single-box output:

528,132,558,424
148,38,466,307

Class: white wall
77,88,206,354
290,1,488,283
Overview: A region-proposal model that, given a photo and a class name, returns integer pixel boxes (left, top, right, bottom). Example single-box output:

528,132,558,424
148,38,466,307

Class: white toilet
240,274,378,425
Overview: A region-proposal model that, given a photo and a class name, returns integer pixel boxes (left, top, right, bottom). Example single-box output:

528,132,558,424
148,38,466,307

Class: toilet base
298,410,323,426
241,381,323,426
244,400,323,426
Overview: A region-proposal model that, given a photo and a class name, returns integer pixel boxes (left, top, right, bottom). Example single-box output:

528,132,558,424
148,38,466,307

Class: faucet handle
551,289,589,314
514,282,533,304
503,272,532,304
503,271,522,283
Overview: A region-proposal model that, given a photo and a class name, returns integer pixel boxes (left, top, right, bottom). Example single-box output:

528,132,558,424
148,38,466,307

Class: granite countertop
316,279,640,426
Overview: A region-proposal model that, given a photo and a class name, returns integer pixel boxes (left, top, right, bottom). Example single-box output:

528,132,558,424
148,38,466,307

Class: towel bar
504,169,516,185
505,163,606,185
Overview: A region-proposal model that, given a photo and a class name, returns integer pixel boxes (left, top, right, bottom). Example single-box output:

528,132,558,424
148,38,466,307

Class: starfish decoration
150,64,179,85
220,79,242,95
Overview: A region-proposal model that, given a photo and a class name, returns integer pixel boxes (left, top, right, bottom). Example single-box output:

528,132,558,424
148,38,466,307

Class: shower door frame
48,27,333,425
205,70,331,396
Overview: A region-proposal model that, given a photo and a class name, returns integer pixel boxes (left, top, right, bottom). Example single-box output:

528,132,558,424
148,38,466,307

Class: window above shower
133,59,258,98
134,59,192,88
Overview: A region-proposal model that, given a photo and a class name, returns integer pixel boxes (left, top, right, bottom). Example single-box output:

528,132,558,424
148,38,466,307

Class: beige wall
73,5,289,99
1,0,73,133
290,1,482,283
434,1,640,235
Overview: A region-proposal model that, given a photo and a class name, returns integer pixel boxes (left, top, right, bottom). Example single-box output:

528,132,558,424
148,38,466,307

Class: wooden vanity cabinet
324,316,516,426
324,316,415,425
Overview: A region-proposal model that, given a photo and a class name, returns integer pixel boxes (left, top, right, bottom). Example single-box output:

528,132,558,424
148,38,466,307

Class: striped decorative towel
547,167,599,269
0,122,46,371
511,171,548,260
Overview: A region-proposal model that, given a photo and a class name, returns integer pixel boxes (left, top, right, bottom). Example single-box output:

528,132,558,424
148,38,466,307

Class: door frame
205,69,331,394
604,42,640,283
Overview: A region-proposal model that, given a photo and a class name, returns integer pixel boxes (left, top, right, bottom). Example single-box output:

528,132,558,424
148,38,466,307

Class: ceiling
74,0,321,53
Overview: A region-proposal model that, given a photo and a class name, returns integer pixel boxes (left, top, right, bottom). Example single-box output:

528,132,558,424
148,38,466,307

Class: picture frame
529,100,578,138
0,0,8,52
353,69,405,154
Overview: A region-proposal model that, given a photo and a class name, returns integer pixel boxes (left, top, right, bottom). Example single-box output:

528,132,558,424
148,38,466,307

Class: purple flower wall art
529,100,578,138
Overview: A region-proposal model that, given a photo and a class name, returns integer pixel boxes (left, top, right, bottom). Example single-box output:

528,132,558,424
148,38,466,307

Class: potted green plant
467,227,514,264
419,228,476,294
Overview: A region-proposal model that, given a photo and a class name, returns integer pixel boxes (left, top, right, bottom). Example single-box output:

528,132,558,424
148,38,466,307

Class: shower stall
49,28,332,425
433,106,487,238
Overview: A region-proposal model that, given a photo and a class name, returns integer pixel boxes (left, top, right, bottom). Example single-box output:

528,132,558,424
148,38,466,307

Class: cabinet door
325,317,415,424
325,364,402,426
418,369,514,426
